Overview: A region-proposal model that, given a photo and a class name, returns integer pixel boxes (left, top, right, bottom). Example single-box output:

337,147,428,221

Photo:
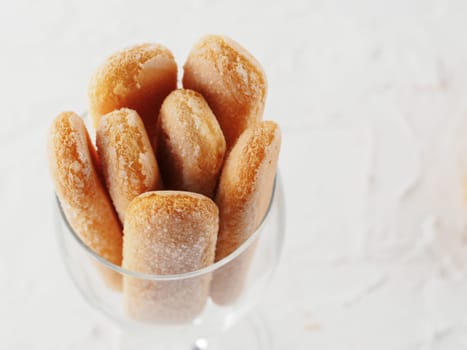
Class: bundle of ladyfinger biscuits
48,35,281,323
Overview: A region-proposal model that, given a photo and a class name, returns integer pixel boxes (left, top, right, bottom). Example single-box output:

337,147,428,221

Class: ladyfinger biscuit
183,35,267,149
123,191,218,324
48,112,123,289
89,43,177,141
96,108,163,222
156,89,226,197
211,121,281,305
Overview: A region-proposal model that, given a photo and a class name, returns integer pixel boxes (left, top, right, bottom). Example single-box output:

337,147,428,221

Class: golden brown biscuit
211,121,281,304
156,89,226,197
96,108,163,222
183,35,267,149
123,191,218,324
48,111,123,290
89,43,177,141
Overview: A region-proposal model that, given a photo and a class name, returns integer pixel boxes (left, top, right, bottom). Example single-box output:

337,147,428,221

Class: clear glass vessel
54,175,285,350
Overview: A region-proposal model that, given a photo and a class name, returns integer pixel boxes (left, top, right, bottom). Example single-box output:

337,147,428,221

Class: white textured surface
2,0,467,349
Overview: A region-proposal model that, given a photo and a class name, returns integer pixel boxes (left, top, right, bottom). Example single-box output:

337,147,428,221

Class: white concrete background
2,0,467,349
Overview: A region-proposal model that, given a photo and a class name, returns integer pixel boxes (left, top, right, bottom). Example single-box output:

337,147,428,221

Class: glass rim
56,175,278,281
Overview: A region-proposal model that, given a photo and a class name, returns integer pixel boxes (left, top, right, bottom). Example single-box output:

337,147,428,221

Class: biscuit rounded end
183,35,267,148
89,43,177,139
156,89,226,197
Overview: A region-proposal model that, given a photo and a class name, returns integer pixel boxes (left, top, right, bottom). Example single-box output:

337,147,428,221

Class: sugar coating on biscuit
210,121,280,305
123,191,218,274
123,191,219,323
183,35,267,148
96,108,162,222
156,89,226,197
48,112,123,267
215,121,281,261
89,43,177,140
